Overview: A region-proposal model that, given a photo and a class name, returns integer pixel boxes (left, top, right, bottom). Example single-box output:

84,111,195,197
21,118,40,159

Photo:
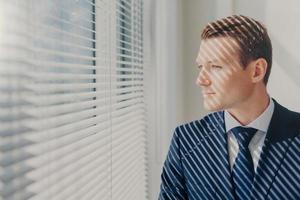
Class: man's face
195,36,255,111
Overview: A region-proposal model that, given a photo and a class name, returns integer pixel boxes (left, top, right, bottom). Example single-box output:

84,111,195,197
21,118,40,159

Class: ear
251,58,268,83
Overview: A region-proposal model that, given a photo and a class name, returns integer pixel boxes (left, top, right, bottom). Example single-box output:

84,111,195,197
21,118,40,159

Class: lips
202,91,215,98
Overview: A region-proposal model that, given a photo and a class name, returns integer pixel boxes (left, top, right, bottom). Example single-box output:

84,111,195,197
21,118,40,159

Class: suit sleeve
158,128,188,200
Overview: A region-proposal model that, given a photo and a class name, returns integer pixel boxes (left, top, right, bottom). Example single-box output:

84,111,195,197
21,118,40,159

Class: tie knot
231,127,257,148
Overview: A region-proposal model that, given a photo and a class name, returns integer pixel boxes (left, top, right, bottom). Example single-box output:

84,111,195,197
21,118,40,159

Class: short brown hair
201,15,272,84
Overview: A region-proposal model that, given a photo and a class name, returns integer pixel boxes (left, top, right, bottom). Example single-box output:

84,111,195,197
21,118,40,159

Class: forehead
196,36,240,64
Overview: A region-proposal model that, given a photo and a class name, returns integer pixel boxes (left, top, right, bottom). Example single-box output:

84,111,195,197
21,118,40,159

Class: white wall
144,0,185,199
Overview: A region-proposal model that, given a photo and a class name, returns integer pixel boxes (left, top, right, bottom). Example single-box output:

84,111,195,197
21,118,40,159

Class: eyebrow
195,59,218,67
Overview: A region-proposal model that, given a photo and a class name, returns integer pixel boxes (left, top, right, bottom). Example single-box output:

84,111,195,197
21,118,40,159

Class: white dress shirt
225,98,275,172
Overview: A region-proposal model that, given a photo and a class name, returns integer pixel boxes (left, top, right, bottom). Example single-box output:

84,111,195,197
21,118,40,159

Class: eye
197,65,203,70
211,65,223,69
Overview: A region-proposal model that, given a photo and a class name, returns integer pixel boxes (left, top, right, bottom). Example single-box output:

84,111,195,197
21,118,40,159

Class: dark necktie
231,127,257,200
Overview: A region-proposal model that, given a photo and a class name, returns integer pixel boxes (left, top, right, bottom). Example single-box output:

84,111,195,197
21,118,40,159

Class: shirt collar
225,98,275,133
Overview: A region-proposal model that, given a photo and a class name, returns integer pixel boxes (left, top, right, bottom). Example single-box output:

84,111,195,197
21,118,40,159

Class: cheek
210,72,233,92
236,73,254,91
229,78,253,98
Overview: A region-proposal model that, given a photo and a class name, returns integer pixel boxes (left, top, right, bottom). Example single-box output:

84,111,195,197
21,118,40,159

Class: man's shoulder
288,108,300,118
174,111,225,138
287,109,300,132
273,100,300,130
274,100,300,116
289,109,300,120
265,100,300,142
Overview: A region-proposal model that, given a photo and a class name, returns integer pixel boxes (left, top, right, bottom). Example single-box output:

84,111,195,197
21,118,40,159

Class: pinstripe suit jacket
159,100,300,200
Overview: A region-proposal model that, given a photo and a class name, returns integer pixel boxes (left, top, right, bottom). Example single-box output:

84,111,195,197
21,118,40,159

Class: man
159,15,300,200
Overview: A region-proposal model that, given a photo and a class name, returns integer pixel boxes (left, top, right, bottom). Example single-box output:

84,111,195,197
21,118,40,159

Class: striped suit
159,100,300,200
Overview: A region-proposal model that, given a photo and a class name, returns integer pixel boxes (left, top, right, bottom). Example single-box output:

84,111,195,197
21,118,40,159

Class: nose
196,67,211,86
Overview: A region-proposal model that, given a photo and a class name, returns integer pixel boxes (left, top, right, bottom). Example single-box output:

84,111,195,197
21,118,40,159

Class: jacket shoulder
174,111,224,139
289,109,300,132
268,100,300,141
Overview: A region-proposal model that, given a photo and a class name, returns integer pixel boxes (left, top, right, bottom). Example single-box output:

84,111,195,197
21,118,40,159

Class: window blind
0,0,147,199
112,0,147,200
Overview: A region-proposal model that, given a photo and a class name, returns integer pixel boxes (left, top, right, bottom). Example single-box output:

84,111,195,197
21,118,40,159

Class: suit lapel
251,100,295,199
207,112,235,200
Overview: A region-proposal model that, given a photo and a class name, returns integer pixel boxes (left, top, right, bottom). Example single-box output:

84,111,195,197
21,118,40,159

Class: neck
227,88,270,126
